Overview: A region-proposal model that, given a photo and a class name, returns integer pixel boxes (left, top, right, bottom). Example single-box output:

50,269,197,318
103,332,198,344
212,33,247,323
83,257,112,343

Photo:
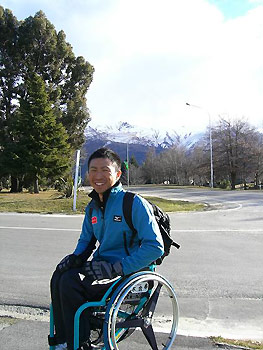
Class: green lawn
211,336,263,349
0,189,205,214
143,196,204,212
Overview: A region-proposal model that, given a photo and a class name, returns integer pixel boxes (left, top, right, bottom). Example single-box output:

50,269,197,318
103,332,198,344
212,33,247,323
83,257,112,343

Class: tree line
1,8,262,193
0,7,94,193
125,118,263,190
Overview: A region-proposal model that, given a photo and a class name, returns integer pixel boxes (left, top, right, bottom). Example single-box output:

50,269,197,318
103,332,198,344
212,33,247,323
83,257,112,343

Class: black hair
88,148,122,171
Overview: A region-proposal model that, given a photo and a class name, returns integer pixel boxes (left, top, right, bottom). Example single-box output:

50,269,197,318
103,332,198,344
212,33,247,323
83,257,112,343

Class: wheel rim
106,272,179,350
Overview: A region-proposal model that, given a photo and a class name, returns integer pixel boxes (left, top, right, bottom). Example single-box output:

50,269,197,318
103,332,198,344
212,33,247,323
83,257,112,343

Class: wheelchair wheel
103,271,179,350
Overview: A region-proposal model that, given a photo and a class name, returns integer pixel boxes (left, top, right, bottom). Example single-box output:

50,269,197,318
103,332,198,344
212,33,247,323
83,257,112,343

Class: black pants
50,268,115,350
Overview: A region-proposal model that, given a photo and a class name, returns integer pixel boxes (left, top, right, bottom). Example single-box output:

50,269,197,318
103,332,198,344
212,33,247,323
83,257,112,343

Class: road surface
0,186,262,349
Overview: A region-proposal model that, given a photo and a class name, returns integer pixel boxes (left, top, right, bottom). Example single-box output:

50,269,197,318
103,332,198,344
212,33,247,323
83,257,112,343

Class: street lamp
126,142,129,188
186,102,214,188
73,149,81,211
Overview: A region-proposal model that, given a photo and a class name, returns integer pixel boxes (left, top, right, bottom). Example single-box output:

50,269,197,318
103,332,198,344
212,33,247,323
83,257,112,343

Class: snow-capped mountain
80,122,203,178
85,121,203,149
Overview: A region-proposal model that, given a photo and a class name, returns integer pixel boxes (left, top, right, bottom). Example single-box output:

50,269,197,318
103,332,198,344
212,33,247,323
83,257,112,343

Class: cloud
2,0,263,133
82,0,263,132
85,0,225,60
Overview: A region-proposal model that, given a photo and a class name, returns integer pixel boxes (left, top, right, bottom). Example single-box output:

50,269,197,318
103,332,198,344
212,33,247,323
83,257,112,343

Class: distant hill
80,122,203,178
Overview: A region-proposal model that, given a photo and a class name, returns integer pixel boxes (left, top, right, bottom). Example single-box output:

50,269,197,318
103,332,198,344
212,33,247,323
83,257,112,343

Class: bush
218,179,230,189
55,176,73,198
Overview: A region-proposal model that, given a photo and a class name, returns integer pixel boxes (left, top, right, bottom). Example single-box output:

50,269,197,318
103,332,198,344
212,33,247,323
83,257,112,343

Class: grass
0,189,205,214
211,336,263,349
0,189,89,214
143,196,204,212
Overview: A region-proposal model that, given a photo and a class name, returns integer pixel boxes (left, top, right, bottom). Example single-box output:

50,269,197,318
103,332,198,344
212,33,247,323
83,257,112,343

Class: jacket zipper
95,205,105,259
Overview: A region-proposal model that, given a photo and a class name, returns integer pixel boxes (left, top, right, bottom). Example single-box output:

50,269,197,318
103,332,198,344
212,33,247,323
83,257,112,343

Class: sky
2,0,263,135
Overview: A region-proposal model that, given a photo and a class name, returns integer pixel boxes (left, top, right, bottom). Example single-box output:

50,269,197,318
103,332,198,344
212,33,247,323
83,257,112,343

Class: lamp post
186,102,214,188
126,142,129,188
73,149,80,211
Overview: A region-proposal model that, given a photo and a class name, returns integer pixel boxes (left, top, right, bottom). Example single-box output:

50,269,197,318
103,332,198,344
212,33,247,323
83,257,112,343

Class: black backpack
123,192,180,265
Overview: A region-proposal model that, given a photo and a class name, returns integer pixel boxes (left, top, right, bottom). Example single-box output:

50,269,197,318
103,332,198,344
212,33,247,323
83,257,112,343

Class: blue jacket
74,183,164,275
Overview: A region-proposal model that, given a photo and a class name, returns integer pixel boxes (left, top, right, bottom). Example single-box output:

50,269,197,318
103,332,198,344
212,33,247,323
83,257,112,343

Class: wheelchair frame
49,270,179,350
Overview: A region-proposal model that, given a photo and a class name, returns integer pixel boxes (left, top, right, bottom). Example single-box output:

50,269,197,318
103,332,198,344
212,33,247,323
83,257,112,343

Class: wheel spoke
116,317,143,329
141,324,158,350
142,283,162,317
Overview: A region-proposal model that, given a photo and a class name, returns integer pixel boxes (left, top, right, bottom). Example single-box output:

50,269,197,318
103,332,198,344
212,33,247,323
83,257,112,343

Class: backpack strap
123,192,137,233
123,192,139,248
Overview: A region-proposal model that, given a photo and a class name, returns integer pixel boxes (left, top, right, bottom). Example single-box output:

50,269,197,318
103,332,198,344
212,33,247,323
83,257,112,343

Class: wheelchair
49,267,179,350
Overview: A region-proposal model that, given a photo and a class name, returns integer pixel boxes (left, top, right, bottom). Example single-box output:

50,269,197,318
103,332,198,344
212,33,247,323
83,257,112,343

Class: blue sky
209,0,259,18
2,0,263,135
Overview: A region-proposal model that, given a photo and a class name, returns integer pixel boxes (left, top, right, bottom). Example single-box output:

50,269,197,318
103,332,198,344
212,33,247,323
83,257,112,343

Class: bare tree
129,164,145,185
142,149,160,184
253,131,263,188
160,145,189,184
138,119,262,188
211,117,260,189
189,140,210,186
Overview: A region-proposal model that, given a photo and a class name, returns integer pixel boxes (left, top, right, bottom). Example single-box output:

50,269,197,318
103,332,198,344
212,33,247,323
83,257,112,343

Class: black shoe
79,341,102,350
79,341,91,350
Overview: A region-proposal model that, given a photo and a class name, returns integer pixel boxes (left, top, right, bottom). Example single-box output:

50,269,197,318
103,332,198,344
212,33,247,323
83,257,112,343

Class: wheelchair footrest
48,334,58,346
77,340,91,350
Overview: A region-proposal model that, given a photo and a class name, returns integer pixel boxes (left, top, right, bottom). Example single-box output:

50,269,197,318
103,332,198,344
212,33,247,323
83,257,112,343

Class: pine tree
0,7,94,190
17,11,94,148
10,73,71,193
0,7,21,190
130,155,139,168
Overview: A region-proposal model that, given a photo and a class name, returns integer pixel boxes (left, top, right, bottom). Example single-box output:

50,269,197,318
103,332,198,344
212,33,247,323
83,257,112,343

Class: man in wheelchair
50,148,164,350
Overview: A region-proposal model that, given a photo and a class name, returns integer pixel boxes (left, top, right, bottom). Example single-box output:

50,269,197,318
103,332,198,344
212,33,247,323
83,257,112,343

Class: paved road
0,319,217,350
133,187,263,340
0,187,263,349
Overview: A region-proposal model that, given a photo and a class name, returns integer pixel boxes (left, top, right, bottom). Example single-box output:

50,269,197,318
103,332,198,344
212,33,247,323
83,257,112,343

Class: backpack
123,192,180,265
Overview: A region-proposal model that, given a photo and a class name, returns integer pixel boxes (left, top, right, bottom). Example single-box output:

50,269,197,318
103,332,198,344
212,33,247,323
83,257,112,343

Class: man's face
88,157,122,198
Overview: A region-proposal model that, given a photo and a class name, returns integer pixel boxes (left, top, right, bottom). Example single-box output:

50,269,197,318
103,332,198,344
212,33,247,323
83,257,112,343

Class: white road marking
0,212,83,217
0,226,262,233
171,229,263,232
0,226,80,231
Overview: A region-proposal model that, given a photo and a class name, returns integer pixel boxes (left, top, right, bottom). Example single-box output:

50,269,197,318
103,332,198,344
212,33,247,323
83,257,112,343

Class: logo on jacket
113,215,122,222
92,216,98,224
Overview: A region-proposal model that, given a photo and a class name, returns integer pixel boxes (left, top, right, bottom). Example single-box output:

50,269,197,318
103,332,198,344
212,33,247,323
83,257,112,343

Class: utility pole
73,149,80,211
126,142,129,188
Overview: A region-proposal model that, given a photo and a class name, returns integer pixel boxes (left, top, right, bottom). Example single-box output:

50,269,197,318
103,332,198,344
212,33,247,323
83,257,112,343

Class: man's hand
82,260,123,280
56,254,82,274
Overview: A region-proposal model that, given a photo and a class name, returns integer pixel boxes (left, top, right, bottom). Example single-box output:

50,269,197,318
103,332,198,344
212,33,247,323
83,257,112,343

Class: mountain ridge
81,122,203,178
85,121,203,148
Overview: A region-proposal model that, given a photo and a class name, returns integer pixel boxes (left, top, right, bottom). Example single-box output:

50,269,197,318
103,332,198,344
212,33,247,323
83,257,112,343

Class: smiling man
88,157,121,198
49,147,164,350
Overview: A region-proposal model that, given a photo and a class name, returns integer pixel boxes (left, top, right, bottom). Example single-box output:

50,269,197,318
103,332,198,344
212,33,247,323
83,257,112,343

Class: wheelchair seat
49,269,179,350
